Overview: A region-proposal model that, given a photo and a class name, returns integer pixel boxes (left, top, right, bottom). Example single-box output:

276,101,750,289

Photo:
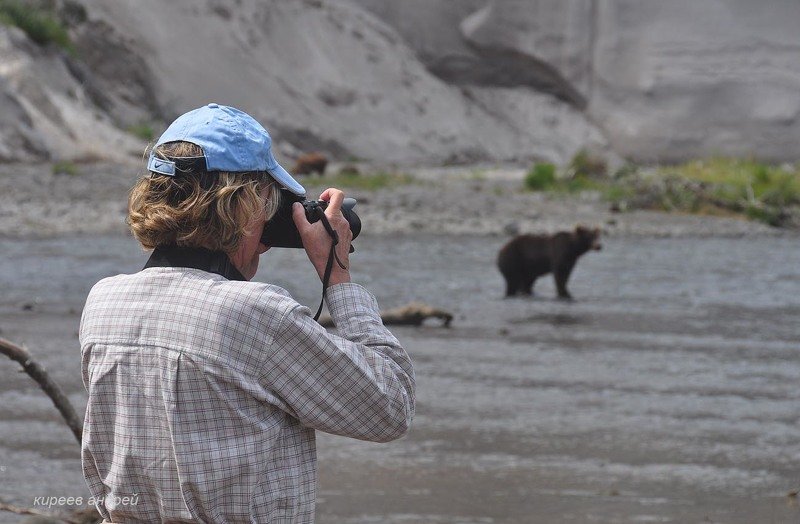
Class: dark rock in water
502,222,520,236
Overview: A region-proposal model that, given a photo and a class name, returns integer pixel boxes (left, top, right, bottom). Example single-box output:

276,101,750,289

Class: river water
0,233,799,523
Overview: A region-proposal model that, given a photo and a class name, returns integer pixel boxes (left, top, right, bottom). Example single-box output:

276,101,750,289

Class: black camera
260,189,361,248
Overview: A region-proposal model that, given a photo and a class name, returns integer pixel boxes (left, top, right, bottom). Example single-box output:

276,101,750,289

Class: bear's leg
553,257,577,299
521,275,536,296
554,270,573,299
503,275,518,297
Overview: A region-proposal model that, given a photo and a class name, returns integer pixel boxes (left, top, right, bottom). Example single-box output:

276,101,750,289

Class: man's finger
291,202,310,234
320,188,344,216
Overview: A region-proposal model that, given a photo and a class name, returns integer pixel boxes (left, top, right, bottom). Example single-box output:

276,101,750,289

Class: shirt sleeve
258,282,415,442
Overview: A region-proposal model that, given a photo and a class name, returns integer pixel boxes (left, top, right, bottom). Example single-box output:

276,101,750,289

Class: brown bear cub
497,226,602,299
292,152,328,175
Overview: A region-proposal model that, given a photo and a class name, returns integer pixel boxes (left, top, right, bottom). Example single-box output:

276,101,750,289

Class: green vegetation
525,150,614,193
524,163,557,190
524,161,605,194
648,158,800,227
524,152,800,228
127,123,156,142
0,0,74,54
658,158,800,208
313,170,416,191
52,160,79,176
568,149,607,179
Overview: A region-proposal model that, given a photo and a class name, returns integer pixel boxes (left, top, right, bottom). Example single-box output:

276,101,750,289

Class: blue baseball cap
147,103,306,196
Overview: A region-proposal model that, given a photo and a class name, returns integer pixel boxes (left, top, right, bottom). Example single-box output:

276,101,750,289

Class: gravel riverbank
0,162,788,239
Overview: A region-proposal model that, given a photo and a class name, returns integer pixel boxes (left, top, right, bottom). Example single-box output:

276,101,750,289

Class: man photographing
79,103,415,523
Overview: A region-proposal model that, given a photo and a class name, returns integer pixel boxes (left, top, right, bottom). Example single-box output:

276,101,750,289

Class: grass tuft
568,149,607,179
52,160,80,176
524,161,604,194
524,163,557,191
313,171,415,191
126,123,156,142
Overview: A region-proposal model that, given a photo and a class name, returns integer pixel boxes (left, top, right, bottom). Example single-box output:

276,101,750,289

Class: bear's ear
575,224,587,233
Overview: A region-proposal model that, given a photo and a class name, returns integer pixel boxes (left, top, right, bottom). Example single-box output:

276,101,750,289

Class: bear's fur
497,226,602,299
292,152,328,175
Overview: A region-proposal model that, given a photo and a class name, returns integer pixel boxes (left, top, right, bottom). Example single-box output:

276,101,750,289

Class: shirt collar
143,245,247,281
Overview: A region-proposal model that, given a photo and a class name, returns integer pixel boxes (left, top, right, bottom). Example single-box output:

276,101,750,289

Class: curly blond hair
128,142,280,253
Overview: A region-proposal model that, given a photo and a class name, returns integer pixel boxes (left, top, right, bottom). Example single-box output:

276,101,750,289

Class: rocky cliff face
0,0,797,165
357,0,800,163
588,1,800,162
0,24,141,162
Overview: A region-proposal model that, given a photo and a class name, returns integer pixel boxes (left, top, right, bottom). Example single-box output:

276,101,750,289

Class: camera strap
313,213,348,322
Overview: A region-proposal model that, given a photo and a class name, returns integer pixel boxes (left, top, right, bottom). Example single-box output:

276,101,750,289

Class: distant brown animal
292,152,328,175
318,302,453,328
380,302,453,327
497,226,602,299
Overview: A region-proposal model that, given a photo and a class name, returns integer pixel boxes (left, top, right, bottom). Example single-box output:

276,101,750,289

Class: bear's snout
592,242,602,251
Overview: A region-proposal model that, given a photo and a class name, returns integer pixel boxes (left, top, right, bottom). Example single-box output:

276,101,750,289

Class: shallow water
0,233,799,523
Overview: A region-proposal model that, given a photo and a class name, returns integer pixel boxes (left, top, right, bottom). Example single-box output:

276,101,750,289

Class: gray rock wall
71,0,606,165
590,0,800,162
0,0,797,165
0,25,140,163
360,0,800,163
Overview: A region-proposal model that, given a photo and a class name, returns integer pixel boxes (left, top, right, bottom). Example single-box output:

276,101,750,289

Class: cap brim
268,162,306,197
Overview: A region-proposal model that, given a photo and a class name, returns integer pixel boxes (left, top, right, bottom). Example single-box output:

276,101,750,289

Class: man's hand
292,188,352,286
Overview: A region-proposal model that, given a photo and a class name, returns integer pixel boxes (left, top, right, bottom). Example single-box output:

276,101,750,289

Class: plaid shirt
79,267,415,523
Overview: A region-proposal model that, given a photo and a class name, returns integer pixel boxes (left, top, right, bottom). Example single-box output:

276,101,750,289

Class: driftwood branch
0,337,83,444
0,501,100,524
0,501,70,522
319,302,453,328
0,501,43,518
